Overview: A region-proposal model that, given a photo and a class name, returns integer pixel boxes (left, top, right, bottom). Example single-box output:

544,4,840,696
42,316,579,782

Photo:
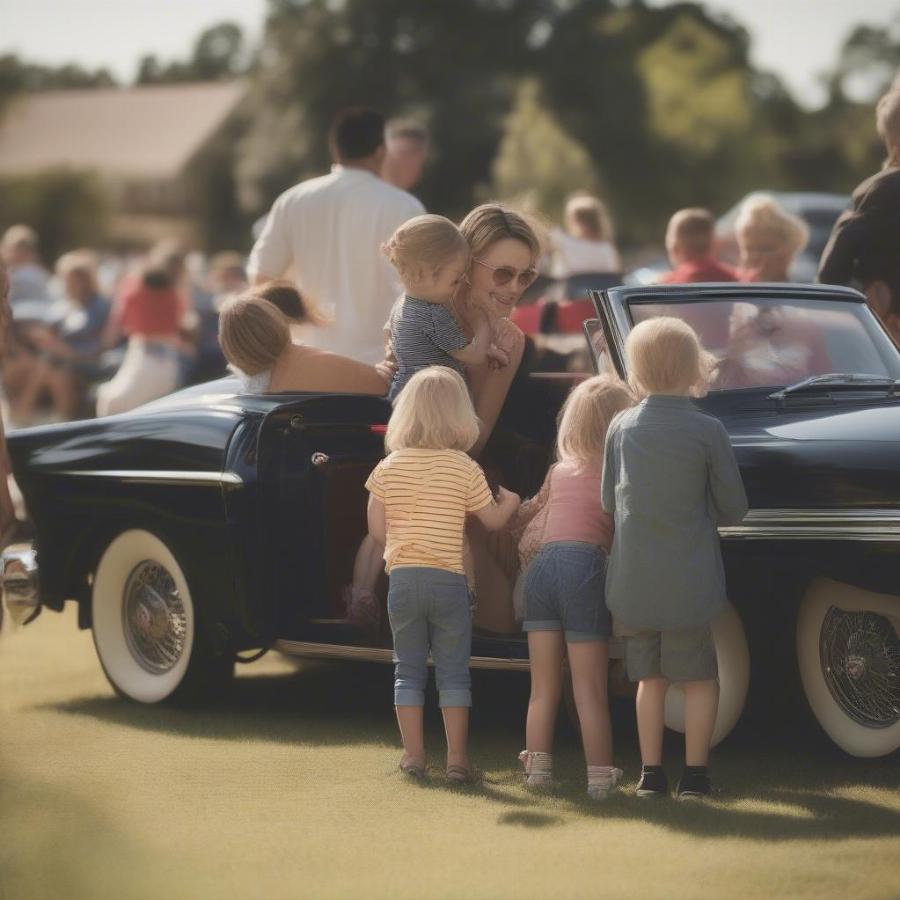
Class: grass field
1,605,898,900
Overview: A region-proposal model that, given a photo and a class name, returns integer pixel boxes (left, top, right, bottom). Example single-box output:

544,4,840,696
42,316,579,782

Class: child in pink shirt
512,374,634,799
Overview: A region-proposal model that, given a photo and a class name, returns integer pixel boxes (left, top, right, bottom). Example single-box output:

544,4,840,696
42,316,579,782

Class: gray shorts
523,541,611,642
623,626,718,683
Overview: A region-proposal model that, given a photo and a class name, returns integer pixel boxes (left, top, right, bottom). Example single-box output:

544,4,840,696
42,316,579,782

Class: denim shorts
623,627,718,683
387,566,473,708
523,541,611,642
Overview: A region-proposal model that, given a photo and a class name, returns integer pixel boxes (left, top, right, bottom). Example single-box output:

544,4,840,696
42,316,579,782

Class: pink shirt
541,460,614,551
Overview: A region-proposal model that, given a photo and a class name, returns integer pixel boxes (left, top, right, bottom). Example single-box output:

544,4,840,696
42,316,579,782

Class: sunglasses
474,258,538,288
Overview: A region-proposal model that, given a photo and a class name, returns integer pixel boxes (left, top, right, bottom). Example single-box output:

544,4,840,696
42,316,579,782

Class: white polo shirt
247,166,424,364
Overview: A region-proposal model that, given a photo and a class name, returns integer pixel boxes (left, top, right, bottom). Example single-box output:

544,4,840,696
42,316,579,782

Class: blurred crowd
1,81,898,427
0,228,247,425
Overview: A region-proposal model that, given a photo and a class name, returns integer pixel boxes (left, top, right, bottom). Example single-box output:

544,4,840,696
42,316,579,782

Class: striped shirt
365,448,494,574
388,296,469,400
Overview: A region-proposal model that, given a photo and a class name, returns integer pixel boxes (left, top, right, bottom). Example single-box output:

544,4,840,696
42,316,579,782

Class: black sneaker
636,767,668,798
676,771,712,799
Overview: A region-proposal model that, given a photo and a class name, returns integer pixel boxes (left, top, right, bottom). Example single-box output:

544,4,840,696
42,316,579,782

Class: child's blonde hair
626,316,713,397
385,366,480,453
556,374,634,464
382,214,470,284
218,293,290,376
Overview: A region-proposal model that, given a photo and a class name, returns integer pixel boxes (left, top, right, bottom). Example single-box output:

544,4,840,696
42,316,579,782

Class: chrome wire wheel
820,606,900,730
797,577,900,757
92,529,196,704
122,560,188,675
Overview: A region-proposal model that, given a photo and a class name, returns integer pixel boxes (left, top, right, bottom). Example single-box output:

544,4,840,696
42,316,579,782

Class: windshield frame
590,283,900,403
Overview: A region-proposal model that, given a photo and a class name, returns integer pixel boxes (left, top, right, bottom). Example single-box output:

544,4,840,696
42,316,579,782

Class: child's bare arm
367,495,387,545
473,486,521,530
449,309,494,367
506,468,552,534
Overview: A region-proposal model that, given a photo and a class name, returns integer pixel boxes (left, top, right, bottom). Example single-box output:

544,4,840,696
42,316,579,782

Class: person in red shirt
658,208,738,285
656,209,737,349
95,246,186,416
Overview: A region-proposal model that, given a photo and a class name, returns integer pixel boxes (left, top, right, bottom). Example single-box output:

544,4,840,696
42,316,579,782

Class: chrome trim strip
274,638,625,667
720,508,900,541
55,469,243,487
274,639,532,670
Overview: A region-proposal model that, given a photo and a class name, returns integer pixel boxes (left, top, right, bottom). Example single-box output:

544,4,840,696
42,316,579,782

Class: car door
255,393,391,639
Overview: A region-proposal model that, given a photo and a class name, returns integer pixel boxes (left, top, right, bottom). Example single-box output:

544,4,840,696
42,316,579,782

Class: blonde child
514,375,634,800
346,214,503,629
602,317,748,798
383,213,499,400
366,366,520,781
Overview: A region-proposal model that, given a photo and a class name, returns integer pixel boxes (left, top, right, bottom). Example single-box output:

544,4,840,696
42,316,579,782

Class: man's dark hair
329,107,386,162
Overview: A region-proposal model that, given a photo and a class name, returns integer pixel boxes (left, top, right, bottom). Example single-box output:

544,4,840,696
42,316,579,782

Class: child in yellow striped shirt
366,367,520,781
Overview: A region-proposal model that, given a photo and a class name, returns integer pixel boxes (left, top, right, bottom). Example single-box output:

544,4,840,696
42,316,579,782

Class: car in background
626,191,850,286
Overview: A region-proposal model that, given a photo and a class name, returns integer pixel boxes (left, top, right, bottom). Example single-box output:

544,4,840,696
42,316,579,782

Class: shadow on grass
39,658,900,840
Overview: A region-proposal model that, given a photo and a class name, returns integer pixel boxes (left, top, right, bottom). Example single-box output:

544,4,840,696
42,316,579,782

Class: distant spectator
819,87,900,342
382,119,429,192
96,247,184,416
248,107,425,364
0,224,52,308
191,251,247,383
549,194,621,278
0,262,17,552
658,208,738,284
12,250,111,421
735,197,808,283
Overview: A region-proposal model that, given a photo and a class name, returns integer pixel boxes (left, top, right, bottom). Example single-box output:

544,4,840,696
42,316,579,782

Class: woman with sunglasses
452,203,542,457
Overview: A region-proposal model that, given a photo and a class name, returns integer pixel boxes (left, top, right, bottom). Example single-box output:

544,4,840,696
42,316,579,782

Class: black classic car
3,283,899,759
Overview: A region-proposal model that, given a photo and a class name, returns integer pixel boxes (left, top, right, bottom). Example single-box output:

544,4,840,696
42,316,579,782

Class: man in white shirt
248,108,425,364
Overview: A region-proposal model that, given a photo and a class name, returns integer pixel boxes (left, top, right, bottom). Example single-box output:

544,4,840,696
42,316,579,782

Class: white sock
518,750,553,784
587,765,623,799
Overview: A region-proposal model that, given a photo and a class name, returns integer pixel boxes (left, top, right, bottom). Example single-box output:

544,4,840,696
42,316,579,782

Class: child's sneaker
676,768,712,799
587,765,623,800
635,765,668,798
518,750,553,789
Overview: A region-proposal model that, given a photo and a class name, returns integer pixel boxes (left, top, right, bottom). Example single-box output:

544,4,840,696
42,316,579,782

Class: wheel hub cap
820,606,900,729
122,560,187,674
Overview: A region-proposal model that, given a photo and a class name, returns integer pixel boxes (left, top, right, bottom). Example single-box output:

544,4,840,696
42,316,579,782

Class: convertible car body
4,283,899,758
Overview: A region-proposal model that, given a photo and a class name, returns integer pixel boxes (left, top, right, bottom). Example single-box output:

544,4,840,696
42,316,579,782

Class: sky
1,0,898,108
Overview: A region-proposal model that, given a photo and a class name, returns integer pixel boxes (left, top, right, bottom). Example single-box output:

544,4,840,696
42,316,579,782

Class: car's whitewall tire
92,529,195,703
664,605,750,747
797,577,900,758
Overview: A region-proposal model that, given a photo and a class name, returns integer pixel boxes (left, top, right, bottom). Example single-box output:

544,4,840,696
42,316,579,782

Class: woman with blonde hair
218,285,389,395
735,196,809,282
365,366,520,781
511,374,634,799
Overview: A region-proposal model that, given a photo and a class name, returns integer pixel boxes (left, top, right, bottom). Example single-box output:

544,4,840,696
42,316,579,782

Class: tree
0,169,111,262
490,79,601,220
136,22,246,85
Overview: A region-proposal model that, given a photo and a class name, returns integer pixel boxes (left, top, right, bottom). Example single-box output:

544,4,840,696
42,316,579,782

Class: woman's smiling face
467,237,535,317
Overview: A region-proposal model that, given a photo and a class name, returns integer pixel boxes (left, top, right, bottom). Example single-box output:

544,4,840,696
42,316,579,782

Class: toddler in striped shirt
383,213,500,400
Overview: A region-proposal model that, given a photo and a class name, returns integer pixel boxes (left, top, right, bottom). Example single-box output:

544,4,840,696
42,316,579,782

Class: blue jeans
387,566,473,708
523,541,611,641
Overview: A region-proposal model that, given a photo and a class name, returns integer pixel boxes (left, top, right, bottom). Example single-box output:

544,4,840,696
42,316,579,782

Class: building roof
0,81,244,179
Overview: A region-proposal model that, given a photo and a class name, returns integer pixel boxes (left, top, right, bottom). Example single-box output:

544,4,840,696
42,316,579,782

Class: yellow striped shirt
365,448,494,574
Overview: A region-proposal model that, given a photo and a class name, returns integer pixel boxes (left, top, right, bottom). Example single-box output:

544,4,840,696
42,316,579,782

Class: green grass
1,606,898,900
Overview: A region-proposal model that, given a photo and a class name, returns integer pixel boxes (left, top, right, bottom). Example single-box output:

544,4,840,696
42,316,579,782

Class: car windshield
627,297,900,392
